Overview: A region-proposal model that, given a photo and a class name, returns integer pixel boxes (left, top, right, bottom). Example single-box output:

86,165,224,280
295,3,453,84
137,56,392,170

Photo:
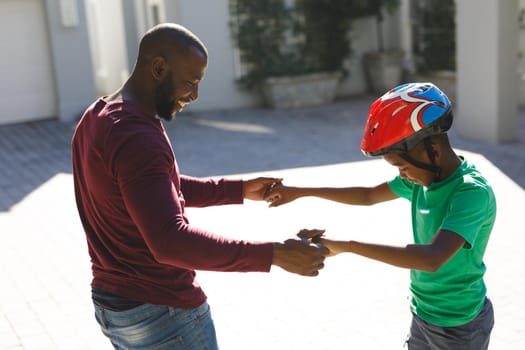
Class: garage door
0,0,56,125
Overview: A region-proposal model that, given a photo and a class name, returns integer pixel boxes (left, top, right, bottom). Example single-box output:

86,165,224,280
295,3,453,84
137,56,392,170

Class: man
265,82,495,349
72,23,327,349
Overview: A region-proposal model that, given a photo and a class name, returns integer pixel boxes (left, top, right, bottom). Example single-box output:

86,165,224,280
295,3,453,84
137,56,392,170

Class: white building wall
44,0,96,122
336,17,376,97
164,0,259,111
337,10,402,98
518,0,525,106
85,0,129,96
456,0,518,142
0,0,57,125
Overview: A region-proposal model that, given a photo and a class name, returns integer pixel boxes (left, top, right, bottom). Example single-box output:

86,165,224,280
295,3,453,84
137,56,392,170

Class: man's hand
264,184,301,207
272,229,329,276
243,177,282,201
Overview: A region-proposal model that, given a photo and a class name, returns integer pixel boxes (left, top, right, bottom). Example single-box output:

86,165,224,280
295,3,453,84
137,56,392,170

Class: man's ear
151,56,168,80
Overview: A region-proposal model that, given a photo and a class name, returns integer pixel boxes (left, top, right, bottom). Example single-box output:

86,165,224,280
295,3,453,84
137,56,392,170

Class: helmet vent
371,122,379,135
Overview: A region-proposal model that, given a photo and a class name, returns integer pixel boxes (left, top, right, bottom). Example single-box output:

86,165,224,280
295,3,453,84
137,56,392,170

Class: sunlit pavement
1,96,524,349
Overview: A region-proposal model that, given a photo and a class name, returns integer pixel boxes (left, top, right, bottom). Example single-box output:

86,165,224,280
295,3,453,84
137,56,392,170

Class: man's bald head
136,23,208,66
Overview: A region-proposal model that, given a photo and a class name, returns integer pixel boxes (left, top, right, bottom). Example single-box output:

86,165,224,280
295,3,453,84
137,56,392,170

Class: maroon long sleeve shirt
72,98,273,308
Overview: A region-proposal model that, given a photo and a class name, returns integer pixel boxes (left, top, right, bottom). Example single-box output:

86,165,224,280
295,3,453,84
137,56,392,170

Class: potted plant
229,0,369,108
360,0,404,93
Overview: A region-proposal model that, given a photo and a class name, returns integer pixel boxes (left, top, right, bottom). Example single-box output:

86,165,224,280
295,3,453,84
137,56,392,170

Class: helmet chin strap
398,138,442,182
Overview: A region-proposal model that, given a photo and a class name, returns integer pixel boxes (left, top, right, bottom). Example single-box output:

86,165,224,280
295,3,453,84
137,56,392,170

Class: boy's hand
315,238,346,257
297,228,325,242
297,229,345,257
264,184,300,207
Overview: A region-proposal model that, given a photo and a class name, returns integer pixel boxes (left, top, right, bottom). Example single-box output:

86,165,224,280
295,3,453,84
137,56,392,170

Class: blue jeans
406,298,494,350
94,301,219,350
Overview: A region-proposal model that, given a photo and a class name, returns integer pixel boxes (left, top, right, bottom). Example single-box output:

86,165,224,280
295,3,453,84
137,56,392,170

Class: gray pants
406,298,494,350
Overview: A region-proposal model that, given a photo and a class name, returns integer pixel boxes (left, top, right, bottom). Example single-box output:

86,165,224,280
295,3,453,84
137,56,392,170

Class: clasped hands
272,228,342,277
244,177,341,276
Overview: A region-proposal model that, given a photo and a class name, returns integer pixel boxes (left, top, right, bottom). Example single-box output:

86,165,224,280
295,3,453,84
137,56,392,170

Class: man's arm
113,132,326,275
265,181,398,207
180,176,244,207
123,169,329,275
180,176,281,207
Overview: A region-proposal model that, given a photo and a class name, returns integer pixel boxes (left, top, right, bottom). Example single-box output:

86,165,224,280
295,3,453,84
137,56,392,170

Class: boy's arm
318,229,465,273
265,181,398,207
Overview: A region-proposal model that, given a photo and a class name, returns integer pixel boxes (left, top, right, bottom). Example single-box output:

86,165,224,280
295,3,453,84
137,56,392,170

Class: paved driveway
1,96,524,349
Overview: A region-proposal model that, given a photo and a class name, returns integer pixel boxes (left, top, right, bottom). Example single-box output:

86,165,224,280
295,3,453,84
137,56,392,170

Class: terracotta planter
262,72,342,109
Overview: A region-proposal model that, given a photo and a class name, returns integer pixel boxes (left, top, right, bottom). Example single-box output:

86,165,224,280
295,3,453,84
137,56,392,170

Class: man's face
154,71,177,121
155,47,207,121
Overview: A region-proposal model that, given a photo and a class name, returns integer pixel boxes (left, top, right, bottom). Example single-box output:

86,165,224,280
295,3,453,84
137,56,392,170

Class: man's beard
155,75,176,121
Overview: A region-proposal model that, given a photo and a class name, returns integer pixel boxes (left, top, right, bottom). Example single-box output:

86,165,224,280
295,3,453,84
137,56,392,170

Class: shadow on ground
0,95,523,212
0,120,75,212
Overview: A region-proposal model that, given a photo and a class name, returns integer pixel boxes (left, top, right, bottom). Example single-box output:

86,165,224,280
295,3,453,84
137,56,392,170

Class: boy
264,83,496,349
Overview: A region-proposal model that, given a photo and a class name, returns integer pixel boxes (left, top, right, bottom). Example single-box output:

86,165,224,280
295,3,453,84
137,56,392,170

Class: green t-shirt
388,157,496,327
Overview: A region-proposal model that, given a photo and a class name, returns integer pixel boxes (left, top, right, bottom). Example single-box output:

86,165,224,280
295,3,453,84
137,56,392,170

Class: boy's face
383,149,436,187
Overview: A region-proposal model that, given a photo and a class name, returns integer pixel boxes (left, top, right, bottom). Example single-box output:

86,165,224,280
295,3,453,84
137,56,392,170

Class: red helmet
360,82,452,157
